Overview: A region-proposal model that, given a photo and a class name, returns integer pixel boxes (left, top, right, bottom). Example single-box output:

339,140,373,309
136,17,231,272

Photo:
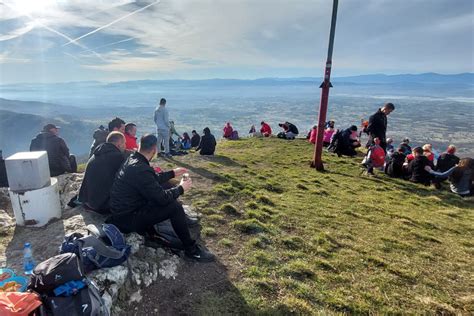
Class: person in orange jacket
124,123,138,151
260,121,272,137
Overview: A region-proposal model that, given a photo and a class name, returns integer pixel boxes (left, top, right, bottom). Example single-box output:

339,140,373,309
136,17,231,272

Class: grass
172,138,473,314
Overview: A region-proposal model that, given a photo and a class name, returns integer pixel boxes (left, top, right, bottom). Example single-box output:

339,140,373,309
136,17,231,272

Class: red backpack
370,145,386,168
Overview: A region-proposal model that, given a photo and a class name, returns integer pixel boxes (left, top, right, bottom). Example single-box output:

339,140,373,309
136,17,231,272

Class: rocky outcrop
0,173,185,315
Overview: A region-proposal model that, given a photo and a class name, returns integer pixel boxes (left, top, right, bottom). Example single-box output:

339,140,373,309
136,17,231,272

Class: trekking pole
311,0,339,171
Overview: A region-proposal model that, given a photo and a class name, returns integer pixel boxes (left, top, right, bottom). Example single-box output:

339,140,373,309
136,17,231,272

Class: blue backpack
60,224,131,273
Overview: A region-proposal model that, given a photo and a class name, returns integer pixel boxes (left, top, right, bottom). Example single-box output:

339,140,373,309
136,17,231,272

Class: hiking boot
185,244,215,262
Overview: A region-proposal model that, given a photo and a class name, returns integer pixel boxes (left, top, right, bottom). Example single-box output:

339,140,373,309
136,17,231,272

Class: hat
43,123,60,132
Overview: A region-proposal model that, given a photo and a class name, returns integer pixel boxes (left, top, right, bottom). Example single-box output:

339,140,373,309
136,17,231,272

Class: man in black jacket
108,134,215,262
196,127,216,155
79,132,126,214
366,103,395,152
30,123,77,177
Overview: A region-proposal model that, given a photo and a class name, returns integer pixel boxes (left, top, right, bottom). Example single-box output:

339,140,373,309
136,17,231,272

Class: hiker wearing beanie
366,102,395,152
30,123,77,177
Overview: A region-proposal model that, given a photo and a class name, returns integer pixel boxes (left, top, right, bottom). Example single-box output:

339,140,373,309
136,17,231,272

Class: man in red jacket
260,121,272,137
124,123,138,151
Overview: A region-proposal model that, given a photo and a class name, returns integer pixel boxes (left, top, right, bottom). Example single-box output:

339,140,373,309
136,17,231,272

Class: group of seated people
384,142,473,197
79,131,215,262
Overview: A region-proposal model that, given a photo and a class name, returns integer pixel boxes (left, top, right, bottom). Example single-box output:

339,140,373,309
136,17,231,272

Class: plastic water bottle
23,243,35,275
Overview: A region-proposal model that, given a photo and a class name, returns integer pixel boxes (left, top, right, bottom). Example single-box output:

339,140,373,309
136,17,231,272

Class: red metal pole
311,0,338,171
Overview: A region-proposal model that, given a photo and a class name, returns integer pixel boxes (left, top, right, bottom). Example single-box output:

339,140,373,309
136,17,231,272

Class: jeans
107,200,195,249
157,129,170,154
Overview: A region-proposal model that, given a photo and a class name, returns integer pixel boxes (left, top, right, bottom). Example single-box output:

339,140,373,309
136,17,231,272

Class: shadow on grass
166,155,241,181
328,170,471,209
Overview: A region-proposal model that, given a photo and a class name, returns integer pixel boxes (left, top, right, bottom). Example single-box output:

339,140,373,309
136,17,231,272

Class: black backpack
43,278,109,316
29,253,85,295
29,253,109,316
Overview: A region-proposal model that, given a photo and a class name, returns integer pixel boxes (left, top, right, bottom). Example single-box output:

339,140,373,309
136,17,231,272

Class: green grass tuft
233,219,268,234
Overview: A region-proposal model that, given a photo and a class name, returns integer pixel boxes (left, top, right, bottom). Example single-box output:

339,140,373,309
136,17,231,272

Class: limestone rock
0,171,185,313
56,173,84,209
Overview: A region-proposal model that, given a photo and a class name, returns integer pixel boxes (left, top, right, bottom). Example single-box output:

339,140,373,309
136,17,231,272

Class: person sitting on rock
30,123,77,177
190,130,201,148
90,118,126,157
79,132,126,214
108,134,215,262
89,125,108,157
260,121,272,137
124,123,138,151
197,127,217,155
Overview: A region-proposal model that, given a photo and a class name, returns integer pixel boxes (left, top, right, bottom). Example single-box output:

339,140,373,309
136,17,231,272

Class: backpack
42,278,108,316
29,253,85,295
59,224,131,273
361,144,385,169
28,254,109,316
153,220,184,250
369,145,386,168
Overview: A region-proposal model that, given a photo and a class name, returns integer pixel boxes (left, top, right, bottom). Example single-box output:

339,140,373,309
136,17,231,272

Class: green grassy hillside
167,138,473,314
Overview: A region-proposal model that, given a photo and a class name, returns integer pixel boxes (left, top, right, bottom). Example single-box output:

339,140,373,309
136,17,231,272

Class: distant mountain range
1,73,472,88
0,109,95,158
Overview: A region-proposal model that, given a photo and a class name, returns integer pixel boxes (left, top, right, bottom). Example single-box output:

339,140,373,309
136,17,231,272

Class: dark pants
107,200,195,249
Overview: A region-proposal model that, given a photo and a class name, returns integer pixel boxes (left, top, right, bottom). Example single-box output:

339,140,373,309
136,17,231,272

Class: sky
0,0,473,84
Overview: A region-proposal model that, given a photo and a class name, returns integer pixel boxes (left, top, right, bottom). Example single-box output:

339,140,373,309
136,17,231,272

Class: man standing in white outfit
154,98,171,157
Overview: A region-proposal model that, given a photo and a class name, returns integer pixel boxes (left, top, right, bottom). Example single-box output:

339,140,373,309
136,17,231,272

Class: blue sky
0,0,473,84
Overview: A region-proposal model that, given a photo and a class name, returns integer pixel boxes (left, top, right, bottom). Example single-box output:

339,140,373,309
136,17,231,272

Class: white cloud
0,21,36,41
0,52,31,64
0,0,472,79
